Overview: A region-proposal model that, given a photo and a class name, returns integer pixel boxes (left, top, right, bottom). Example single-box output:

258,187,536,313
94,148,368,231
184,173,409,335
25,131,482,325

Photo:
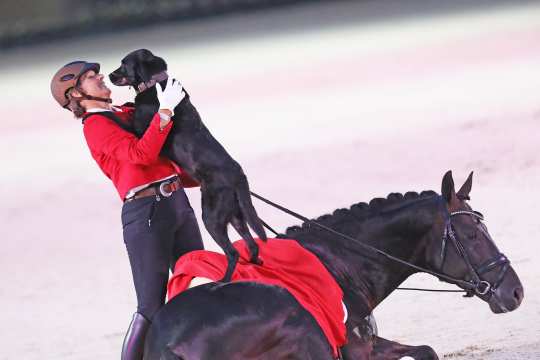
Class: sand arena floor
0,1,539,358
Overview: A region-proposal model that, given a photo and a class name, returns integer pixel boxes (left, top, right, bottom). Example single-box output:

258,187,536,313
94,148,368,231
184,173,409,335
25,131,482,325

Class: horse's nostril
513,286,524,304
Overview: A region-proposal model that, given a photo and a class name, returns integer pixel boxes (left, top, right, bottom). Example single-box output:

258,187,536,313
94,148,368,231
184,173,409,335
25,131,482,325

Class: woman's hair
70,101,86,118
67,89,86,118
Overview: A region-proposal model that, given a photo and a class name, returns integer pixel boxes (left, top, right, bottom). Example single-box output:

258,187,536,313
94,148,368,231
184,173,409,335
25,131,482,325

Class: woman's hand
156,77,185,115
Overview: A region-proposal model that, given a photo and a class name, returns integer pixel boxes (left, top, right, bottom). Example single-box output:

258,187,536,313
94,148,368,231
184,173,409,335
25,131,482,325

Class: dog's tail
236,181,267,241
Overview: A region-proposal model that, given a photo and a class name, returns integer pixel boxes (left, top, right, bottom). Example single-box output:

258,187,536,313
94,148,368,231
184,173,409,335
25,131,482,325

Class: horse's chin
487,292,521,314
481,267,523,314
488,299,509,314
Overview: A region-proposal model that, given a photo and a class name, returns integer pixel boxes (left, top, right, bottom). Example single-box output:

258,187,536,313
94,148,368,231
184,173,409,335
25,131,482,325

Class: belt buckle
159,180,174,197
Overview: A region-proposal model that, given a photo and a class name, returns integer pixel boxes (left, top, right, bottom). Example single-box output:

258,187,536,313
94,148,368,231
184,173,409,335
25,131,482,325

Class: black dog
109,49,266,282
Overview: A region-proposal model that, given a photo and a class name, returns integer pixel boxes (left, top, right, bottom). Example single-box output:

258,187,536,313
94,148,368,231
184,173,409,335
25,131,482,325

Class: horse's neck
298,197,441,320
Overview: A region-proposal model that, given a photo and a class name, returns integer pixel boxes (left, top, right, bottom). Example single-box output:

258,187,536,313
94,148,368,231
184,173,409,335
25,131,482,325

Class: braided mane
282,190,438,237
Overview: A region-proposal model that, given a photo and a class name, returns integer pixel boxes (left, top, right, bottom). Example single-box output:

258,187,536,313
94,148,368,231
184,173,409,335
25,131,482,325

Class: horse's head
425,171,524,313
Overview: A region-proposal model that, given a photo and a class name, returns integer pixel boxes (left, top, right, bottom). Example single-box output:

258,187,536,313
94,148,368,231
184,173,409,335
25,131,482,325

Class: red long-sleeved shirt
82,105,198,200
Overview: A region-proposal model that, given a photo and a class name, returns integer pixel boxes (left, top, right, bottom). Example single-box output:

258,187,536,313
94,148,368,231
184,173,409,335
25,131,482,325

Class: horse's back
144,281,333,360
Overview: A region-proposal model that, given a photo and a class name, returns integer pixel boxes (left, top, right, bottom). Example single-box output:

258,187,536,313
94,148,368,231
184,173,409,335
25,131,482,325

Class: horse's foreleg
340,323,373,360
370,336,438,360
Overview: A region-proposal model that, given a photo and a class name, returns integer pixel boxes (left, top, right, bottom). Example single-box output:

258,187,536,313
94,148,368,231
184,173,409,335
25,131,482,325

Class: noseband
440,210,510,298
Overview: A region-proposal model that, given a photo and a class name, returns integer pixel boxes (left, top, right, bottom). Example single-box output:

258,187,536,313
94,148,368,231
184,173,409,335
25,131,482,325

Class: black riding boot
121,312,151,360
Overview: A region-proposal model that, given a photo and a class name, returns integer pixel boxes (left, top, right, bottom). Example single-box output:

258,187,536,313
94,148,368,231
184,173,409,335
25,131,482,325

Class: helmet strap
69,87,112,105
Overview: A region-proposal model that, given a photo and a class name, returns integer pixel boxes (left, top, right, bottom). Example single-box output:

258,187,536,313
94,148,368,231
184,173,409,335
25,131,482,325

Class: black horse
143,171,524,359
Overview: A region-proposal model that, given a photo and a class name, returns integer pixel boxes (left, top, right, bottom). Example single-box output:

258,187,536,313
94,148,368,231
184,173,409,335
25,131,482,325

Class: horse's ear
441,170,456,204
456,171,473,200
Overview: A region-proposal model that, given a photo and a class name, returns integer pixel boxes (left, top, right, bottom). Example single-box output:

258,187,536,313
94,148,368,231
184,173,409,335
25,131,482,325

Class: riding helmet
50,61,100,109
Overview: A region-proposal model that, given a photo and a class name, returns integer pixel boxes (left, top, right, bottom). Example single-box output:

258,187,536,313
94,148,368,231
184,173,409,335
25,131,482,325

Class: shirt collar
86,106,122,113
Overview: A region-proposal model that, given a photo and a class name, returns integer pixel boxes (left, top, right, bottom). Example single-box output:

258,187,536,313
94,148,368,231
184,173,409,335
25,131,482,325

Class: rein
251,191,508,297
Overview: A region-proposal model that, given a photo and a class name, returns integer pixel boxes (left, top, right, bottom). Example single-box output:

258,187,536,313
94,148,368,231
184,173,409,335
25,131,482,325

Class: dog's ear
136,62,151,83
133,49,167,83
130,49,154,83
150,56,167,73
152,56,167,71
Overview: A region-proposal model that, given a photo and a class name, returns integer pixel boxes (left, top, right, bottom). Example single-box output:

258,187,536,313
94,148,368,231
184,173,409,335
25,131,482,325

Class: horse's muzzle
488,268,524,314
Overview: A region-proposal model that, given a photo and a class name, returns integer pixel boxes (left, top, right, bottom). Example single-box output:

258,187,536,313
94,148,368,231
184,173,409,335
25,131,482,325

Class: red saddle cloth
167,238,347,357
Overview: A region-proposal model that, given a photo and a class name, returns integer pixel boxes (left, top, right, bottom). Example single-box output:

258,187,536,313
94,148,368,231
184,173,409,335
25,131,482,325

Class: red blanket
168,238,346,357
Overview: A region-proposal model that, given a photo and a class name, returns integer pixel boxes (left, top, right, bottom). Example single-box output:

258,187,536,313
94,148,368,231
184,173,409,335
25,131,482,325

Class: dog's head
109,49,167,88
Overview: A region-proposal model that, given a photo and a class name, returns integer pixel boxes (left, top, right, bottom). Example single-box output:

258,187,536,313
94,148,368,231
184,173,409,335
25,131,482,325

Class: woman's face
78,70,111,98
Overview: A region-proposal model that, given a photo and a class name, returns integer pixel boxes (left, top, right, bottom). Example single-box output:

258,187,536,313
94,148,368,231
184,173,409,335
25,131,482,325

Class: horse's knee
404,345,438,360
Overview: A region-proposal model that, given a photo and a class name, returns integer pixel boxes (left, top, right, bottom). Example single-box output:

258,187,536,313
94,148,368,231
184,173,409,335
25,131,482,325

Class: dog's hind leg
235,180,267,241
201,188,240,282
220,241,239,283
203,219,239,282
231,214,262,265
202,218,239,282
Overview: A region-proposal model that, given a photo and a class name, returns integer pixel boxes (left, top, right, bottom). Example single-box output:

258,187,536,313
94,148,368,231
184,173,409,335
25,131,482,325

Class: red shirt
83,105,198,200
168,238,347,357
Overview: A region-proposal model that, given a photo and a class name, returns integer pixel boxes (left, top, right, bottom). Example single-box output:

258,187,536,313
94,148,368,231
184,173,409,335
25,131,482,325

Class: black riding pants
121,189,203,320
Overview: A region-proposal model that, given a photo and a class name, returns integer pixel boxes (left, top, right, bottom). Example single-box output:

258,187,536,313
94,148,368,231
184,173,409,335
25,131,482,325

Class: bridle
251,192,511,299
440,209,511,298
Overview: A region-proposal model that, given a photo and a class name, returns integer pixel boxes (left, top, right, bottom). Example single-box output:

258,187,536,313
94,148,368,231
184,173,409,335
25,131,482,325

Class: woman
50,61,204,360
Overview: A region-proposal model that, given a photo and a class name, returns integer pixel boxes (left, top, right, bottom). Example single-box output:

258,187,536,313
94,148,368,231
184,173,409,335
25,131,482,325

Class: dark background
1,0,536,49
0,0,329,48
1,0,538,358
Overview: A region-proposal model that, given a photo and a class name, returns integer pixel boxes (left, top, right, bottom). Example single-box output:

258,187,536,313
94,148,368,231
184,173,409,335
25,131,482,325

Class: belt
124,177,182,203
